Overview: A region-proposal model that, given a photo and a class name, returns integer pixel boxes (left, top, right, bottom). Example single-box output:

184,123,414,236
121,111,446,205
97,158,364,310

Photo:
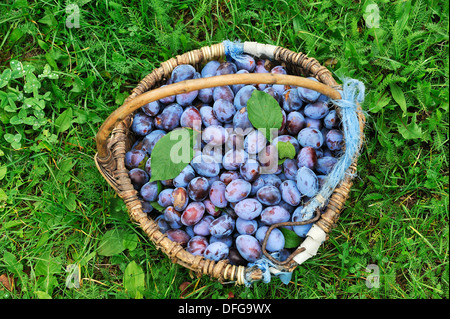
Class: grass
0,0,448,300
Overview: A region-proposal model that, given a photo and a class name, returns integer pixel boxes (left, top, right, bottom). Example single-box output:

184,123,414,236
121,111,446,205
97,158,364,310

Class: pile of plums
125,55,343,266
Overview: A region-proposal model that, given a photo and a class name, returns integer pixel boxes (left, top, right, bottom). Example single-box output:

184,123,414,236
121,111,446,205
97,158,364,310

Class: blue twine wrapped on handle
223,40,366,286
223,40,244,63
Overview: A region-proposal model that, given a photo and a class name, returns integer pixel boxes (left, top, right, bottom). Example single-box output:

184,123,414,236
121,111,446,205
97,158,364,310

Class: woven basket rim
95,41,365,285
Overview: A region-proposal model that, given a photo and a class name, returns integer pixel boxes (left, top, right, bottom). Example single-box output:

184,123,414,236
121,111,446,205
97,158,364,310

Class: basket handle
95,73,342,161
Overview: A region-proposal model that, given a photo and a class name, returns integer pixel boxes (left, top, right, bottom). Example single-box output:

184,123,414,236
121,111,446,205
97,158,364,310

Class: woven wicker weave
94,42,365,285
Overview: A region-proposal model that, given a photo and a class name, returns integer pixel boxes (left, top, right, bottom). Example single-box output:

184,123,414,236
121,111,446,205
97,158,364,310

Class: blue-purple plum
164,206,183,229
244,130,267,155
191,154,221,177
202,125,228,146
260,205,290,225
215,62,237,75
292,206,313,237
140,181,159,202
236,217,258,235
142,130,166,155
326,129,344,151
296,166,319,197
203,199,221,217
304,101,329,120
222,149,247,171
316,156,338,175
201,60,221,78
240,160,261,183
154,103,183,131
187,236,208,256
255,226,285,252
282,89,303,112
297,127,324,149
213,85,234,102
213,99,235,123
187,177,210,201
233,108,252,131
233,85,256,110
235,235,262,262
233,54,256,72
157,188,174,207
198,87,213,103
128,168,149,190
181,201,205,226
233,198,262,220
224,179,251,203
297,77,321,103
271,65,287,74
199,105,220,127
180,106,202,128
166,229,190,246
256,185,281,206
286,111,306,135
324,110,339,129
297,146,318,170
280,179,302,206
170,64,196,83
141,101,160,117
125,149,146,169
282,158,298,180
173,164,196,188
204,242,229,261
193,215,214,236
209,214,235,238
209,180,228,208
305,117,323,129
131,112,153,136
172,187,189,212
155,215,170,233
219,170,240,185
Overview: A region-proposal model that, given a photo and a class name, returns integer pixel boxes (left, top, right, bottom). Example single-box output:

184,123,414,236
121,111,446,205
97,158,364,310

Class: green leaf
123,233,139,251
124,261,145,299
0,188,7,202
390,83,407,114
64,192,77,211
0,68,12,88
4,133,22,149
247,90,283,141
149,127,197,182
150,201,165,212
39,64,59,80
0,165,6,180
276,141,296,160
34,291,52,299
23,72,41,94
279,227,302,249
54,107,73,133
97,229,126,256
397,114,423,140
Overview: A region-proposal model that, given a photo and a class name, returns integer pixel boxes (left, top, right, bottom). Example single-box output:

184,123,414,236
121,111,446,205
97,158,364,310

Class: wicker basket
94,42,365,285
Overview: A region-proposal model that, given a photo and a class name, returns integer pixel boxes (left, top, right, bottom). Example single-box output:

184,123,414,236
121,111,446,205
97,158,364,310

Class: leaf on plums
279,227,302,249
276,141,296,161
150,201,165,212
150,127,198,182
247,90,283,141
